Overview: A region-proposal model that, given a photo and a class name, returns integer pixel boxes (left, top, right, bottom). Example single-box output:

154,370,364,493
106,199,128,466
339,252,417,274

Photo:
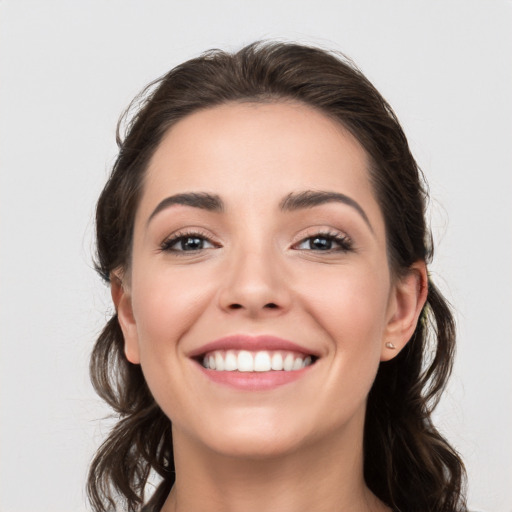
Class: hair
88,41,466,512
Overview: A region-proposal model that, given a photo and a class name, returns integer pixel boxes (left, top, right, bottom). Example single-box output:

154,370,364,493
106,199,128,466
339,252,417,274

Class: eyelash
159,230,218,254
160,230,353,254
293,231,354,253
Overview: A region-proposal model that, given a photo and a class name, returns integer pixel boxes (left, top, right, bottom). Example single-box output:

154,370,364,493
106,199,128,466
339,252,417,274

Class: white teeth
292,357,303,370
254,351,271,372
201,349,315,372
271,352,283,370
237,350,254,372
224,350,237,371
283,353,294,371
215,352,225,371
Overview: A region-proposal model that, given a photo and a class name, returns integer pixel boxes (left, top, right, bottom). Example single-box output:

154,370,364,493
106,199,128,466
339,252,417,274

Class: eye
160,231,217,253
294,232,353,252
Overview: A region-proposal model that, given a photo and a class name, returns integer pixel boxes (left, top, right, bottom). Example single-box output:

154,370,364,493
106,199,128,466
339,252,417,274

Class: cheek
300,266,391,345
297,266,390,403
127,266,216,423
130,264,212,360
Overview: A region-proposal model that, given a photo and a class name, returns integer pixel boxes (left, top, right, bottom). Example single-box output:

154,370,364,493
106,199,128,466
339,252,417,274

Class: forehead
139,101,380,221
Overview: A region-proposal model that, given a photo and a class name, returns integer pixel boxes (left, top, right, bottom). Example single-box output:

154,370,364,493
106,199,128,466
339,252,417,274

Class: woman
88,42,467,512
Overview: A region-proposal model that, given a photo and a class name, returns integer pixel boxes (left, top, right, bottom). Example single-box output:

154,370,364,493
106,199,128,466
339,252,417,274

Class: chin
185,414,311,460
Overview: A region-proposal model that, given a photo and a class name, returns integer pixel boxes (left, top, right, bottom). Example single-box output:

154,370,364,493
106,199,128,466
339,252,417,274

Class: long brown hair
88,41,466,512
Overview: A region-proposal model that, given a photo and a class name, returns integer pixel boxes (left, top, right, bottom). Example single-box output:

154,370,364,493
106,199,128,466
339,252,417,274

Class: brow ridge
280,190,373,231
147,190,372,232
147,192,223,225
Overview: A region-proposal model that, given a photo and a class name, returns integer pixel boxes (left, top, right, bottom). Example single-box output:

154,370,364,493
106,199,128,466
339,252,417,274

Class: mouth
189,335,319,390
197,349,317,372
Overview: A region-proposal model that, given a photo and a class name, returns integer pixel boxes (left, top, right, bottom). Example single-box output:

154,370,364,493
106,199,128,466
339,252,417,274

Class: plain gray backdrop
1,1,511,511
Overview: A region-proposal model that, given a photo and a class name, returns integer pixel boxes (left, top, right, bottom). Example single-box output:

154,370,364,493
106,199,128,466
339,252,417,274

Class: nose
217,245,292,317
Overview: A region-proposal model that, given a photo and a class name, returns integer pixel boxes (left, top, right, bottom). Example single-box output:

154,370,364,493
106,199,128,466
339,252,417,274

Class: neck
161,416,389,512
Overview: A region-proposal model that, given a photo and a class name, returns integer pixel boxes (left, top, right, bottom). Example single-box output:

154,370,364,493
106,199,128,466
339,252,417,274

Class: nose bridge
218,233,290,314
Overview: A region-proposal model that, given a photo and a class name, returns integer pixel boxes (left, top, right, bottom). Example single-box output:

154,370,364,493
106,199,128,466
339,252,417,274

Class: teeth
224,350,237,371
292,357,303,370
237,350,254,372
283,353,294,371
201,350,315,372
215,352,225,371
271,352,283,371
254,351,271,372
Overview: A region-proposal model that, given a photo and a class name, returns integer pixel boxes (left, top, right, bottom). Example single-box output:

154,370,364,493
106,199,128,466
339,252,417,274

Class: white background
1,1,511,511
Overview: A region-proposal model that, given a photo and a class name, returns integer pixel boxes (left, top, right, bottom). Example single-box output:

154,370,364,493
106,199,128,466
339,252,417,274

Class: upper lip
188,334,320,358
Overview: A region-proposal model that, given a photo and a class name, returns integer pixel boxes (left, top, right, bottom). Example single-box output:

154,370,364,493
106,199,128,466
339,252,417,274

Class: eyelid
290,226,351,245
290,228,354,252
159,228,221,253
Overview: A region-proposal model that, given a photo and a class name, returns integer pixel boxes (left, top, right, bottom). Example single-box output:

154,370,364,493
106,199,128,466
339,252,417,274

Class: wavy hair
88,41,466,512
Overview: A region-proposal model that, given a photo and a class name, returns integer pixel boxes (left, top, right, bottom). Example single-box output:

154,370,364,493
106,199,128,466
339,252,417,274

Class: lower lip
195,363,313,391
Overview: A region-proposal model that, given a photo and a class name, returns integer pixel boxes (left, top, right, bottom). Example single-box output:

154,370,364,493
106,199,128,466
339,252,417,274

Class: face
115,102,424,459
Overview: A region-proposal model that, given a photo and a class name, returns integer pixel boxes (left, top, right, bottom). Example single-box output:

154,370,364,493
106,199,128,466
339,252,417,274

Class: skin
113,102,427,512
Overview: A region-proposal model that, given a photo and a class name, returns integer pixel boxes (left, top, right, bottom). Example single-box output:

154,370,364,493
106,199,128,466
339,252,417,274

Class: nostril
226,302,280,311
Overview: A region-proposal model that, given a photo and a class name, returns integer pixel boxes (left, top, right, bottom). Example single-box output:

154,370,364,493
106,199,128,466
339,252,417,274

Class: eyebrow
279,190,373,232
147,189,373,232
147,192,223,225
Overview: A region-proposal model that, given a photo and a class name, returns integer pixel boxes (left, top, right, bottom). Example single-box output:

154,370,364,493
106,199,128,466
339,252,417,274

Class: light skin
112,102,428,512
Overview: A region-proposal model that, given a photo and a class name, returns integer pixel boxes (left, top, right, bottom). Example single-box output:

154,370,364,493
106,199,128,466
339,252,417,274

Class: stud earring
385,342,396,349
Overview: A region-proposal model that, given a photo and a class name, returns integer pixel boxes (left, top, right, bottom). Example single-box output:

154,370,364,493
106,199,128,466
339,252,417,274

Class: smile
202,350,314,372
189,334,319,390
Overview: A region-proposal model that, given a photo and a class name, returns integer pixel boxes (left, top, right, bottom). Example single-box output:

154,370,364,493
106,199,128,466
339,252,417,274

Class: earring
385,342,396,349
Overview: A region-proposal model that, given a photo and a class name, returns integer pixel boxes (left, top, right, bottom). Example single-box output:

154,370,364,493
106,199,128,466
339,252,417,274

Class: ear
381,261,428,361
110,271,140,364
